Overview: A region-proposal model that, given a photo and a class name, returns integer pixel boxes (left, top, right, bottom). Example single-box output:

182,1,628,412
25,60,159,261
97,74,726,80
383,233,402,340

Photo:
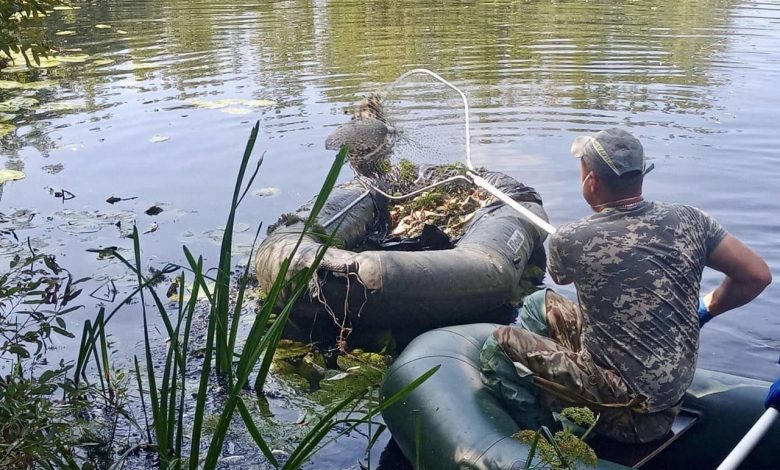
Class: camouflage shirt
548,201,727,411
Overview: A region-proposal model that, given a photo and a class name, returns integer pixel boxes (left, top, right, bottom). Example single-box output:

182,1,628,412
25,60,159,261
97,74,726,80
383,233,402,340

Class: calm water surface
2,0,779,466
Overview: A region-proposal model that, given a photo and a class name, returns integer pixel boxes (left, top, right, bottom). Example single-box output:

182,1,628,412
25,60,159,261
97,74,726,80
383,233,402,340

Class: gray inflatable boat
254,173,549,342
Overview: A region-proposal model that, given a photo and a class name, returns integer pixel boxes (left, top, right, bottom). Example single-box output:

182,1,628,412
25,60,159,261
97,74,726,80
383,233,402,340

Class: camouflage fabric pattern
488,290,679,443
547,201,726,412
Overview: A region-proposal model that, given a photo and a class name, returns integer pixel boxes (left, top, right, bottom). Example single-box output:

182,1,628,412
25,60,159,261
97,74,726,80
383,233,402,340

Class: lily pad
55,30,77,36
0,236,48,266
221,107,252,115
127,63,158,71
187,98,277,110
0,169,24,183
0,97,39,112
92,58,115,66
1,64,30,73
95,24,112,29
203,223,252,243
241,99,278,107
58,218,102,234
41,163,64,174
0,124,16,137
55,209,136,237
0,209,37,231
0,80,22,90
57,54,90,64
56,143,84,152
37,100,83,113
150,135,169,143
253,187,281,197
20,80,56,90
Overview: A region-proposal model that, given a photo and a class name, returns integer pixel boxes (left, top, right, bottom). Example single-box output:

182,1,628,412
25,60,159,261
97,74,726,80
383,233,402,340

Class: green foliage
72,122,437,469
0,365,86,469
0,248,83,364
0,0,64,67
0,242,102,469
560,407,596,428
514,408,599,470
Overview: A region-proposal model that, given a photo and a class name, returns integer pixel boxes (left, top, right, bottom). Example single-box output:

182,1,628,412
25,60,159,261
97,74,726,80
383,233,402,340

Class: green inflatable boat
381,323,779,469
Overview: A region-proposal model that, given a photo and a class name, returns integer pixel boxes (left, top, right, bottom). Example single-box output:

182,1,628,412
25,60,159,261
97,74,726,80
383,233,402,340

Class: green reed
73,121,436,469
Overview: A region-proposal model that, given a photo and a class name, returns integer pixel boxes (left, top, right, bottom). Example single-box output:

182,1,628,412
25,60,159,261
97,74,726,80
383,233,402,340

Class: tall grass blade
524,430,542,470
214,122,260,374
134,355,152,443
202,145,347,468
131,227,169,465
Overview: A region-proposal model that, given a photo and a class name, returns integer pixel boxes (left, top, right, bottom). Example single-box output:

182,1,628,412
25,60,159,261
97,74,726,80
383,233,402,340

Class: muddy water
1,0,780,466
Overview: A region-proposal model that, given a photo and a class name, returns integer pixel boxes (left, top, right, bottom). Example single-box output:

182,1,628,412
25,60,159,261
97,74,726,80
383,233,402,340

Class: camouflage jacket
548,201,726,411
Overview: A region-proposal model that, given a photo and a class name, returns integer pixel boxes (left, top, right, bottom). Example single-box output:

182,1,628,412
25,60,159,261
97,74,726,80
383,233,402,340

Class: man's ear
588,172,599,193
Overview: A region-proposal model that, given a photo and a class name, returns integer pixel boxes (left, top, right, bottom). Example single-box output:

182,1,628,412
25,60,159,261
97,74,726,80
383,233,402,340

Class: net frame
350,69,474,201
343,68,555,235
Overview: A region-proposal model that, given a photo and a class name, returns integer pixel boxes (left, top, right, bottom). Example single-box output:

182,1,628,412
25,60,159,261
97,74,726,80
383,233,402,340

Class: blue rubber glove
765,379,780,410
697,297,713,328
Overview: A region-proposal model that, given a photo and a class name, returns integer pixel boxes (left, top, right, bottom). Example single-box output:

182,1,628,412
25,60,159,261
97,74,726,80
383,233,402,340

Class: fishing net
330,69,474,200
326,68,555,235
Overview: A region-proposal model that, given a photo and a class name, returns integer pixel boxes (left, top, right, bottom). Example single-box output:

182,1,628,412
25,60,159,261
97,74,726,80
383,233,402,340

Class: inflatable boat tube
381,324,779,469
254,173,548,339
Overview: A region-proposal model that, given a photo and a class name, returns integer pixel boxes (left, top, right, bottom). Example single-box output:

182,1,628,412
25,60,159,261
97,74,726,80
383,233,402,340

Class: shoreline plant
70,121,438,469
0,0,65,68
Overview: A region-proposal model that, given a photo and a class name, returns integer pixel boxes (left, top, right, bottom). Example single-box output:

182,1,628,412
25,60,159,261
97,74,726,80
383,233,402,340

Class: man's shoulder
552,216,596,245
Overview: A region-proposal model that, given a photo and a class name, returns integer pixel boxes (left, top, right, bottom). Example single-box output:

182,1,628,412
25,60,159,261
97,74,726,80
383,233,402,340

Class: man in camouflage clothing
481,128,771,443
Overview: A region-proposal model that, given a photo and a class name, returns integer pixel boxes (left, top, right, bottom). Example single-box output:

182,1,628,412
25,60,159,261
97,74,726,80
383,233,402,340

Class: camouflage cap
570,128,654,180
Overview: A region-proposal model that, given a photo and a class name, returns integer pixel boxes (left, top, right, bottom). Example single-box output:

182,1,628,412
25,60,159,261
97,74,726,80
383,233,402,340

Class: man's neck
590,194,644,212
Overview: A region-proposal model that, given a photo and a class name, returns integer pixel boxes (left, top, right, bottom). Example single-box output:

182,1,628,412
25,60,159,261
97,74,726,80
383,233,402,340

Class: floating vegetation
0,209,36,231
54,209,135,237
57,53,90,63
55,142,84,152
203,222,252,243
41,163,64,174
19,80,56,90
130,62,158,71
0,169,24,184
0,112,15,121
187,97,277,112
53,5,79,10
253,187,281,197
0,80,22,89
36,99,84,113
92,58,114,66
0,96,39,112
0,123,16,137
221,107,252,115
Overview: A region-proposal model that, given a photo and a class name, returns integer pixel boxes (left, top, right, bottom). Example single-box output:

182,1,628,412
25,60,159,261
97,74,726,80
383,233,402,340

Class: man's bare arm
703,234,772,317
